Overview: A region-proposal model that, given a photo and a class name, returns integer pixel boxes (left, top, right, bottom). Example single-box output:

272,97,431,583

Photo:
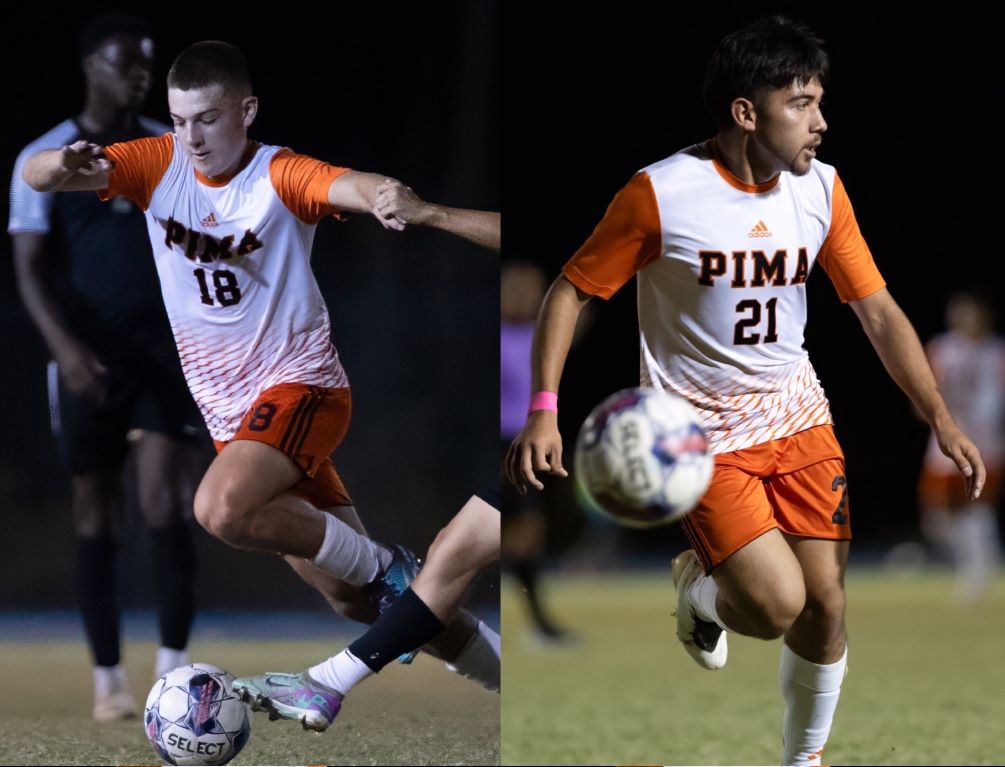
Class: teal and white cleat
671,549,727,670
232,671,342,732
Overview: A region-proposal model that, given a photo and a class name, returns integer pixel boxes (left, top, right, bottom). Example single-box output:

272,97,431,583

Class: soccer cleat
364,544,422,663
671,549,727,670
232,671,342,732
93,688,138,722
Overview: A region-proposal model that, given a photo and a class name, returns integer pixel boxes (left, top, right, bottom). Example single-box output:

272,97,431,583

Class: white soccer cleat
671,549,727,670
93,688,138,722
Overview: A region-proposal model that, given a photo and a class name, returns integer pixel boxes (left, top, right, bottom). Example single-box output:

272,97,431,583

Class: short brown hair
168,41,251,95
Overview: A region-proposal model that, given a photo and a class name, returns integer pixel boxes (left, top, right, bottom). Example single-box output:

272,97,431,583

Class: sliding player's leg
234,493,501,731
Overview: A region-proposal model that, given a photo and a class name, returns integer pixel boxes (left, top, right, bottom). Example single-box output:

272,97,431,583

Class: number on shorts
831,475,848,524
248,403,277,432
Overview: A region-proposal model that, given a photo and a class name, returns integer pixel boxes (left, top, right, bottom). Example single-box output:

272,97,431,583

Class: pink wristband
528,391,558,414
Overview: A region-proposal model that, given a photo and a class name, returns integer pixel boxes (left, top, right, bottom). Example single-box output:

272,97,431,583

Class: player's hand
373,179,428,229
60,141,113,177
55,341,109,404
505,410,568,493
934,417,986,500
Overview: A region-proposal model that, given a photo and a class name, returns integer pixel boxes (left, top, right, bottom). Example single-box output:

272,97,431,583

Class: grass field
0,637,499,765
501,568,1005,765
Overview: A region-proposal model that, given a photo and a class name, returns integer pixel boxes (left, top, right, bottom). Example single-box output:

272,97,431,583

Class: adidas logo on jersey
748,220,772,238
201,212,219,227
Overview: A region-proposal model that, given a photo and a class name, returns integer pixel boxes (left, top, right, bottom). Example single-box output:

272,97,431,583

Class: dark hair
167,41,252,95
703,16,829,129
78,12,151,59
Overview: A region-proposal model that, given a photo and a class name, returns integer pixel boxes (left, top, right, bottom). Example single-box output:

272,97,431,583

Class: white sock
953,504,1000,603
311,513,392,586
154,647,189,679
445,621,500,693
779,643,847,767
309,649,369,695
94,665,128,698
688,571,730,631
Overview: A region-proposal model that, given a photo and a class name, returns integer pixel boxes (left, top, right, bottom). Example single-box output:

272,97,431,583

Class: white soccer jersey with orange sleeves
563,140,886,454
924,332,1005,469
100,134,350,441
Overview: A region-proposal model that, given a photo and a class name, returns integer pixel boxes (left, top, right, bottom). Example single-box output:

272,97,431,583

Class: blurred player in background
918,292,1004,603
234,192,502,732
506,16,985,766
21,40,498,696
501,259,574,643
8,13,207,722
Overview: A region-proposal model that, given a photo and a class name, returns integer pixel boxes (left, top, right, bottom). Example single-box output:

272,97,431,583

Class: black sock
150,523,196,650
77,536,120,667
511,558,555,631
348,588,445,672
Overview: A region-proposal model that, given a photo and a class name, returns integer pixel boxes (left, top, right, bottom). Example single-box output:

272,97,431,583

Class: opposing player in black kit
8,13,206,721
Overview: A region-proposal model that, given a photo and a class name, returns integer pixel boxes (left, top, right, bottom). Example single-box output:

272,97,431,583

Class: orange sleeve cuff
269,149,352,224
561,172,662,300
817,173,886,303
98,133,174,210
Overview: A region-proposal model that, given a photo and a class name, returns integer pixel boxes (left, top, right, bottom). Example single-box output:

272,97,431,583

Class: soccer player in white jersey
918,292,1004,603
506,16,986,767
21,40,497,697
232,196,503,731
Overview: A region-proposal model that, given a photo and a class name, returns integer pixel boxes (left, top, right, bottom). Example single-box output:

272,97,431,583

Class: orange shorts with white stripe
918,465,1001,509
680,424,851,573
213,383,353,509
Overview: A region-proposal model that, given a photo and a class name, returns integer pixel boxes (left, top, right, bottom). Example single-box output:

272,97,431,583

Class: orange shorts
680,425,851,573
918,465,1001,509
213,383,353,509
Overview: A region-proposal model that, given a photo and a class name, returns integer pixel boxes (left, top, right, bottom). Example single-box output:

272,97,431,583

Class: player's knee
426,525,490,581
744,584,806,639
803,583,846,627
71,502,110,537
138,483,178,528
70,482,114,537
193,484,252,545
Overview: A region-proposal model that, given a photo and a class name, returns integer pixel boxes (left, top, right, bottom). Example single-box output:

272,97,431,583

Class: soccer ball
574,387,713,527
144,663,251,766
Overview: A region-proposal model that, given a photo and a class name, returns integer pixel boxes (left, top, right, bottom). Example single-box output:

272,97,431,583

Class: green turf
0,638,499,765
501,568,1005,765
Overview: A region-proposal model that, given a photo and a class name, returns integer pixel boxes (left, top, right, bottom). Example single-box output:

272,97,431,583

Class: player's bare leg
712,530,807,639
292,496,499,660
411,495,500,619
234,495,501,730
193,440,394,588
778,537,849,767
673,529,805,670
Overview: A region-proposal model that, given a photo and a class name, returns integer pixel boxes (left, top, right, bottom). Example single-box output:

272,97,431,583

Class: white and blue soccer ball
144,662,251,766
575,387,713,527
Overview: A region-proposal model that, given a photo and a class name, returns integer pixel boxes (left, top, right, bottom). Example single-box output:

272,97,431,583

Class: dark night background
0,4,499,611
504,5,1005,562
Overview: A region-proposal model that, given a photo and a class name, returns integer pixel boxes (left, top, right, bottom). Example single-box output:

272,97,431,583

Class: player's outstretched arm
22,141,112,192
505,275,592,492
327,170,407,231
374,180,500,252
850,287,986,499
